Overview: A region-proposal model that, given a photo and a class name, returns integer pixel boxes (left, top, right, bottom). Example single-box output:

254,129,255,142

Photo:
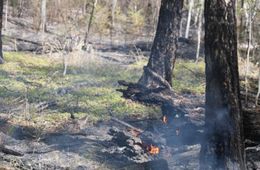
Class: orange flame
162,115,168,124
147,145,160,155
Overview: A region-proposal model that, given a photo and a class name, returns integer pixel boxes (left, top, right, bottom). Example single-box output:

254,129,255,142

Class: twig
111,117,144,133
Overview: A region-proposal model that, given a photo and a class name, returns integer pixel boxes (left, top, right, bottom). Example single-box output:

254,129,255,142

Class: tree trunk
256,68,260,106
109,0,117,45
83,0,97,48
200,0,245,169
4,0,8,30
245,11,252,105
118,0,183,118
185,0,194,39
179,15,183,37
195,0,203,63
40,0,47,33
17,0,24,18
0,0,4,64
138,0,183,87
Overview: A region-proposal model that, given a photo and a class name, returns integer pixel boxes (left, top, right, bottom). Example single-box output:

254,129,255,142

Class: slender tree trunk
245,12,252,105
256,67,260,106
185,0,194,39
195,0,203,63
83,0,97,48
109,0,117,45
4,0,8,30
83,0,87,14
200,0,245,169
0,0,4,64
239,0,245,38
40,0,47,33
17,0,24,18
244,2,257,106
179,16,183,37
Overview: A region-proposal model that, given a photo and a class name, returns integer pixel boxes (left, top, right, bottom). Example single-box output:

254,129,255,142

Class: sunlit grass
0,52,158,130
173,59,205,94
0,52,208,131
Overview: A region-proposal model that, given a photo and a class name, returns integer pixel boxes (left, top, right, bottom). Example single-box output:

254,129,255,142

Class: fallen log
0,146,24,156
3,35,42,46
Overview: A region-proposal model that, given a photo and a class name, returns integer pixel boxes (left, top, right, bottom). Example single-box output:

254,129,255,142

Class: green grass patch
173,59,205,94
0,52,206,130
0,52,158,129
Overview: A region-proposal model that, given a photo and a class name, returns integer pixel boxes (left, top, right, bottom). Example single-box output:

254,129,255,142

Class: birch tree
195,0,203,63
185,0,194,38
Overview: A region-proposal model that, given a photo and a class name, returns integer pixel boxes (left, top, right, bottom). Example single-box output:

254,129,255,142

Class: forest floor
0,17,259,169
0,46,259,169
0,46,208,169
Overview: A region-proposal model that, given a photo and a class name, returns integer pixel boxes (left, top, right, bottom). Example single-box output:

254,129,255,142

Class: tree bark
256,67,260,106
109,0,117,45
138,0,183,87
40,0,47,33
4,0,8,30
185,0,194,39
195,0,203,63
200,0,245,169
0,0,4,64
83,0,97,48
118,0,184,118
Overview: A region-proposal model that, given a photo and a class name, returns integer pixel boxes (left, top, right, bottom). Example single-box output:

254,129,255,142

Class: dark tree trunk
0,0,3,64
200,0,245,169
243,109,260,142
139,0,183,87
118,0,183,116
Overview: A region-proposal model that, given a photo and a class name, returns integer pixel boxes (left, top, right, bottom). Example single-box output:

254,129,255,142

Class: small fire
162,115,168,124
147,145,160,155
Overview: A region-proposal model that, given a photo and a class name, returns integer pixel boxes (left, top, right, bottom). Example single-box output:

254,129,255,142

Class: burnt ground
1,88,259,169
0,93,205,170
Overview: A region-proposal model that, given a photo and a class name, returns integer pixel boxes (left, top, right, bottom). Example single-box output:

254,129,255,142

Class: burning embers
162,115,181,136
162,115,168,124
147,144,160,155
